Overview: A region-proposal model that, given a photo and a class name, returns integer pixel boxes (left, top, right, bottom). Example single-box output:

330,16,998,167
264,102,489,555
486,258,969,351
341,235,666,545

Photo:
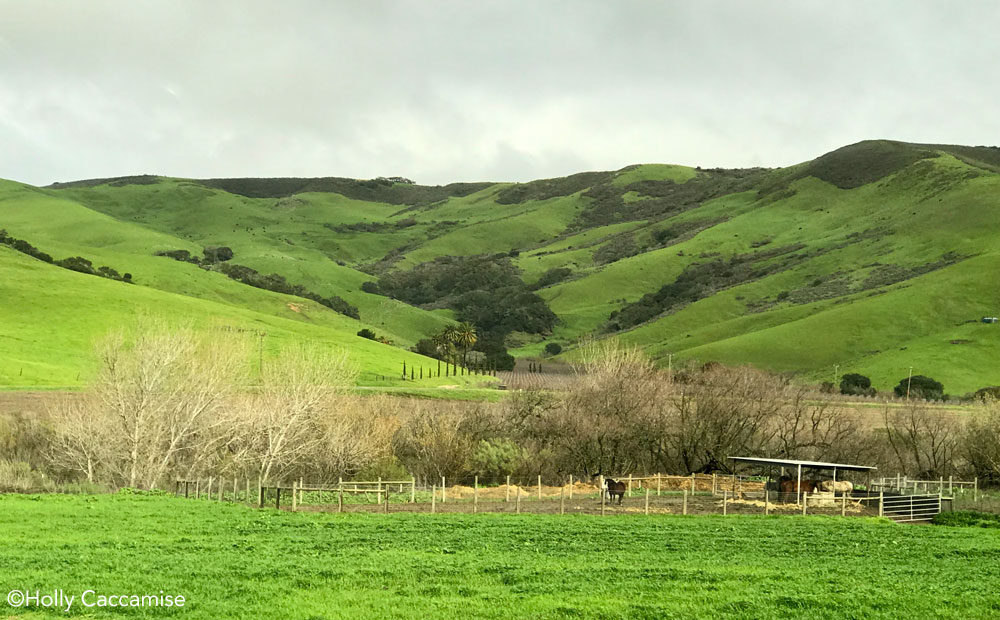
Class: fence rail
872,475,978,499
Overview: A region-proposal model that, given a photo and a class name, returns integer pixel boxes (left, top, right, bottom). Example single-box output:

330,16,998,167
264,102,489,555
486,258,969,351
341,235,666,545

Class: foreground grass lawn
1,494,999,618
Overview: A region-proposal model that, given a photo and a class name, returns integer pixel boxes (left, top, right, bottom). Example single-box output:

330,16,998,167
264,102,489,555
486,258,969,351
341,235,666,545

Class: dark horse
604,478,626,505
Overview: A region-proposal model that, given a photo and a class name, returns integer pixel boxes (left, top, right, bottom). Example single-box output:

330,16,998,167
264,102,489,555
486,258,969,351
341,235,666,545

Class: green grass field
1,494,999,619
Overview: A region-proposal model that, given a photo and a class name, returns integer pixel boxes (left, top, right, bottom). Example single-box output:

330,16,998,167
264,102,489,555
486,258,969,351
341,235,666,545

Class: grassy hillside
22,139,1000,394
0,181,481,388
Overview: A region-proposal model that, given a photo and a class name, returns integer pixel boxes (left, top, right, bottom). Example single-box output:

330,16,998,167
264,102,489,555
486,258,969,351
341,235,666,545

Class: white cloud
1,0,999,186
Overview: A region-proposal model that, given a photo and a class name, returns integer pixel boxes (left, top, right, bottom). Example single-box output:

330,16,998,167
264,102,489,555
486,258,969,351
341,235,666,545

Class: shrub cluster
156,246,359,319
530,267,573,290
0,230,132,283
378,254,555,367
217,263,359,319
608,244,805,330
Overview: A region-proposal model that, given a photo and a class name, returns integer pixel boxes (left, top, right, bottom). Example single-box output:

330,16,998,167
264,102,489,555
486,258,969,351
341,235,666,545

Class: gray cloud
1,0,998,186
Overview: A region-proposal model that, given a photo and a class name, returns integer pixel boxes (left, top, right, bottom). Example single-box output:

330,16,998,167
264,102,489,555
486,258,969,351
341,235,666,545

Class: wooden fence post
299,477,304,505
691,473,696,495
218,479,223,502
245,479,250,504
275,485,281,511
561,486,566,515
338,483,344,513
601,486,606,516
657,473,661,496
196,479,201,500
384,488,389,514
949,475,953,495
431,485,436,514
841,493,847,517
506,476,511,502
802,493,808,515
441,476,446,503
628,474,632,496
683,489,688,515
292,481,298,512
207,477,213,500
411,477,416,503
516,486,521,514
474,476,479,514
538,474,542,500
879,490,884,517
257,477,263,507
975,477,979,502
569,474,573,499
765,490,769,515
723,490,728,515
712,473,717,495
645,488,650,515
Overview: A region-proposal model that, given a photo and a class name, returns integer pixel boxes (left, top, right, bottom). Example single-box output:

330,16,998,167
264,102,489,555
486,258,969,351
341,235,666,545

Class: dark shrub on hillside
530,267,572,290
472,334,515,370
893,375,944,400
361,281,381,294
198,176,491,204
592,234,639,265
202,246,234,263
544,342,562,356
412,338,439,358
357,329,377,340
55,256,97,275
608,244,806,330
495,171,613,205
215,262,360,319
378,254,556,337
0,229,53,263
840,373,876,396
155,249,200,264
0,230,131,283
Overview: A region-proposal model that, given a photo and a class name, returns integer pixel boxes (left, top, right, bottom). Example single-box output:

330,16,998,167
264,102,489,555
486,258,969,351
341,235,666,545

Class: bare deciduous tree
225,344,356,483
883,401,962,477
71,324,248,489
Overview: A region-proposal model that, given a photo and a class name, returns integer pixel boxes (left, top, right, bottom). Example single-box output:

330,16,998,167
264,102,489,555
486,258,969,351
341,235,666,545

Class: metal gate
881,493,942,523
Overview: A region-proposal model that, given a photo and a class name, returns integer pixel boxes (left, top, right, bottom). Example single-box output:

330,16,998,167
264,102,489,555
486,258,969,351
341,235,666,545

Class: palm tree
451,322,477,367
432,329,455,363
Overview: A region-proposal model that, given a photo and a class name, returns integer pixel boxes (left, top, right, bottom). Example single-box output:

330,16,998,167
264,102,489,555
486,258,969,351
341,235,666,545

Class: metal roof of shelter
728,456,876,472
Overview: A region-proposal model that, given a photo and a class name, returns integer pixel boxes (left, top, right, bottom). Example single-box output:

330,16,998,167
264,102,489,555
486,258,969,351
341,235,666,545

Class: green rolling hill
5,139,1000,394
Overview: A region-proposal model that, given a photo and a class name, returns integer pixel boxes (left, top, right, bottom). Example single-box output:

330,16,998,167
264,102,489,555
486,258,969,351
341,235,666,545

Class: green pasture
1,494,999,619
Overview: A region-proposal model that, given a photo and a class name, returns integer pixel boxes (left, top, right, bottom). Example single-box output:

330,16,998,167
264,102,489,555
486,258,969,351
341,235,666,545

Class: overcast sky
1,1,998,186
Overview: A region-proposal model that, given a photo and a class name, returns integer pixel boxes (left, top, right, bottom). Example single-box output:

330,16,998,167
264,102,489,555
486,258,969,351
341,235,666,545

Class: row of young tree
5,331,1000,490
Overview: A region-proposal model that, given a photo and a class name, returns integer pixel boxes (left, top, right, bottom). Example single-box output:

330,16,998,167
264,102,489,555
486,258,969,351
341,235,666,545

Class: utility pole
906,366,913,401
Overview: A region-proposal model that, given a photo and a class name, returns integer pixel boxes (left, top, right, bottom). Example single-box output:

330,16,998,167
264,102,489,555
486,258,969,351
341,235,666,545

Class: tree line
3,332,1000,492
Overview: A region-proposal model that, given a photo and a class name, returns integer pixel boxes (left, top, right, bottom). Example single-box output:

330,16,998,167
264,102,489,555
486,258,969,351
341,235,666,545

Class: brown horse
604,478,626,505
778,478,818,495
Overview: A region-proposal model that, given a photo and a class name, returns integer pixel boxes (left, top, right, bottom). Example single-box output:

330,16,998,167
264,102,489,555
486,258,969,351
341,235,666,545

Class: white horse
818,480,853,495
